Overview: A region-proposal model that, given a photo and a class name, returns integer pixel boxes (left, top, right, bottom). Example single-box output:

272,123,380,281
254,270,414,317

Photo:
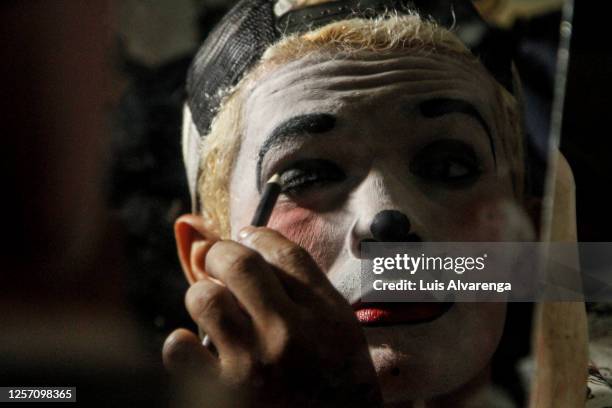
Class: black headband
186,0,515,137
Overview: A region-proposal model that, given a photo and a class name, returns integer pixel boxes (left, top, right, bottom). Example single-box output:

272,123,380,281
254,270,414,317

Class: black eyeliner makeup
202,173,282,349
251,173,282,226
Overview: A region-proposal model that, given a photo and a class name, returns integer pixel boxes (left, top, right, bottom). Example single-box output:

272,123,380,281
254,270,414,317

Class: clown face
224,49,522,402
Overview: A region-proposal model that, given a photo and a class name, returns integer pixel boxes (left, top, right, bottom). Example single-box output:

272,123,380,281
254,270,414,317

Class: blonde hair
196,13,524,238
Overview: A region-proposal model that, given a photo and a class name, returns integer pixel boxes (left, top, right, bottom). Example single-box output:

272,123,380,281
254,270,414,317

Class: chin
362,303,506,403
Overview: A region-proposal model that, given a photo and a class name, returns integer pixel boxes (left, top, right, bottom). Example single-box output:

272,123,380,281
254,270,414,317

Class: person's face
227,49,516,402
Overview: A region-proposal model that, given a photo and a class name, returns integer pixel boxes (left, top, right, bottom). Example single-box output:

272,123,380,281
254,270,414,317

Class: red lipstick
353,302,453,325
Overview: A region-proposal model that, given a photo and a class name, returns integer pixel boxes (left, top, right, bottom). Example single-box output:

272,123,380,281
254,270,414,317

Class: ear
174,214,220,285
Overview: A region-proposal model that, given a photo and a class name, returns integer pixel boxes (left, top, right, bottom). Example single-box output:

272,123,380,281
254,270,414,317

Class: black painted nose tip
370,210,412,242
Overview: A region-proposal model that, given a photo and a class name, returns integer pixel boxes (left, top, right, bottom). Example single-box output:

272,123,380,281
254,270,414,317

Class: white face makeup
227,50,516,402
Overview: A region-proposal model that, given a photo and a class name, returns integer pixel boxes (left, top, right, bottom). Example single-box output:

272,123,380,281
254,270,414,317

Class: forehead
242,49,500,139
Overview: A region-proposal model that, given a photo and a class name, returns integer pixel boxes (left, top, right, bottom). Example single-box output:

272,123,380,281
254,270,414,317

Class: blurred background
1,0,610,405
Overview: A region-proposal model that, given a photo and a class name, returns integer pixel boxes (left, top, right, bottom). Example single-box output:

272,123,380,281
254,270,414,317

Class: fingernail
238,226,255,240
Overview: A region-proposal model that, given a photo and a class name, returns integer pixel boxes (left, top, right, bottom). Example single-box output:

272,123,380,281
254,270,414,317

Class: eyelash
279,159,346,195
409,139,483,186
276,140,483,196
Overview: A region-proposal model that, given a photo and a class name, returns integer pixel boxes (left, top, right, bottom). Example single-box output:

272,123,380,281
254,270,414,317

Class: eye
278,159,346,196
447,162,471,178
410,139,482,186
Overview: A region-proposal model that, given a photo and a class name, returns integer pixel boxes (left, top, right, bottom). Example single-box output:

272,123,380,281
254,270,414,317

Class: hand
163,226,382,408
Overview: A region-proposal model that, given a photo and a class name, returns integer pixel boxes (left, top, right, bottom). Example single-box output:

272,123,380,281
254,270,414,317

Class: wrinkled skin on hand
164,226,382,408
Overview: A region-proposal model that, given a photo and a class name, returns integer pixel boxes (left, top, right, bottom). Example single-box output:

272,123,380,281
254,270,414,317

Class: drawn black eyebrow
418,98,496,164
256,113,336,191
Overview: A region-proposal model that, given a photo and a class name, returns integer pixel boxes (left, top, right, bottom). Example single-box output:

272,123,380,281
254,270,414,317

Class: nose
348,208,422,258
370,210,413,242
345,170,422,258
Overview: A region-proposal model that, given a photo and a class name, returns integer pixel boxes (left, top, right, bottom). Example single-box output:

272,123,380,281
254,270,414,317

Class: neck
384,364,493,408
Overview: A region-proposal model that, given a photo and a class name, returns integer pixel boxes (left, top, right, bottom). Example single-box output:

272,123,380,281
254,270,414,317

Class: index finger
204,239,294,323
237,227,337,299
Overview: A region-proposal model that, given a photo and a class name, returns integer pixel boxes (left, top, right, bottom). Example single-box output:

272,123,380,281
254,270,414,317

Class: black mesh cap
186,0,279,136
185,0,515,137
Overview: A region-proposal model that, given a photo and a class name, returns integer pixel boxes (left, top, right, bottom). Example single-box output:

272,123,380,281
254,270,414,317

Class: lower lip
354,302,453,326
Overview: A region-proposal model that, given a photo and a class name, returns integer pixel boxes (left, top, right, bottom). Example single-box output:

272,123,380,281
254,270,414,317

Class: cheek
419,176,520,241
437,190,532,242
268,205,342,272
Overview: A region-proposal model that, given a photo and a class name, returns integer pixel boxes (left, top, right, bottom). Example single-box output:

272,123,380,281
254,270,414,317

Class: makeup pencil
250,173,282,226
202,173,282,348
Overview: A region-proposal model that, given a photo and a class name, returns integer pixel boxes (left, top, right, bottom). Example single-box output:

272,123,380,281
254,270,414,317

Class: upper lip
351,299,455,325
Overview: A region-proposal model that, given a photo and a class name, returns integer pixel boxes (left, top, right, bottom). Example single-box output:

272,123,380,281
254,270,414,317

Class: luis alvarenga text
371,254,512,293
